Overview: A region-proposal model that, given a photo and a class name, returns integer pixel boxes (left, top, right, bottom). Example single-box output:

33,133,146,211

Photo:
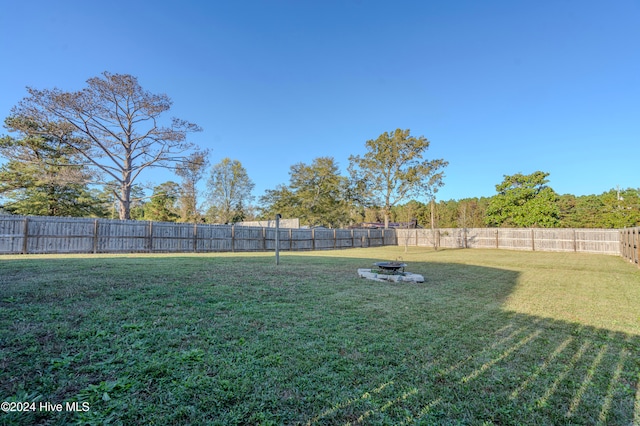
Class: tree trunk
119,183,131,220
120,153,133,220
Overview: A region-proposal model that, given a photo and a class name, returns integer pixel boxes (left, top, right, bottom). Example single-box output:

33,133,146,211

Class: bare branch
7,72,202,219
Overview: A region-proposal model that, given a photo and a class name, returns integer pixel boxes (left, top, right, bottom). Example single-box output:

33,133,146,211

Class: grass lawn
1,247,639,425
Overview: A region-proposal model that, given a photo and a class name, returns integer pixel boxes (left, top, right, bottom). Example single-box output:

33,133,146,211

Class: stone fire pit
358,262,424,283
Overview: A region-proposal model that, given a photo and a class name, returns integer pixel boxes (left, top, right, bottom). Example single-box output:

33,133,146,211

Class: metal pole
275,214,281,265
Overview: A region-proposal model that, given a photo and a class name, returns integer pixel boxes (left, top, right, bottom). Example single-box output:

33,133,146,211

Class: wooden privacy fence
0,216,396,255
0,215,631,258
620,227,640,267
396,228,621,255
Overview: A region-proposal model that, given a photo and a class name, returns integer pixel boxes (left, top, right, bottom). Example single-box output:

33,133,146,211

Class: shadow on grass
1,252,639,425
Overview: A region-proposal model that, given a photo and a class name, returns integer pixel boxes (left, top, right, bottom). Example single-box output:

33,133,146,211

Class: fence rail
620,227,640,267
0,216,395,255
396,228,621,255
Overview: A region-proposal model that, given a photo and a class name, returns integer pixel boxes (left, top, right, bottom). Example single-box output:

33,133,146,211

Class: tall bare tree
7,72,202,219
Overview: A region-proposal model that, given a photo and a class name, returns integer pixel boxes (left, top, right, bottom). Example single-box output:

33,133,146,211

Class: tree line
390,185,640,230
0,73,446,226
1,72,638,229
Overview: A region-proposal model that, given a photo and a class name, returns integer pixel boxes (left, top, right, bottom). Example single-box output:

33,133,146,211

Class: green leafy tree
256,185,297,221
348,128,448,228
288,157,351,227
434,199,459,228
0,117,104,217
175,149,209,223
7,72,202,220
557,194,579,227
363,207,384,224
390,197,489,229
143,182,180,222
486,171,560,227
391,200,428,226
455,197,490,228
599,188,640,228
206,158,255,224
259,157,352,228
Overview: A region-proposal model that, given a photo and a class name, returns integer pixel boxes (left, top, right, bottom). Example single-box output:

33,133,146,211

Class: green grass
1,247,639,425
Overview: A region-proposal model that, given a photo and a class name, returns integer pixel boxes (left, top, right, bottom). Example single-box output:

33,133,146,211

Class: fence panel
233,226,266,251
396,227,621,255
291,229,312,251
620,227,639,267
0,216,25,254
466,228,497,249
26,217,95,254
97,219,149,253
367,229,383,247
573,229,620,254
151,222,193,252
382,229,396,246
196,225,232,252
334,229,351,249
312,228,335,250
352,229,367,248
264,228,293,251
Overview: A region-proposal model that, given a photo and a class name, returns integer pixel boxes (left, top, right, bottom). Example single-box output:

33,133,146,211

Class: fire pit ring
359,261,423,283
373,262,407,273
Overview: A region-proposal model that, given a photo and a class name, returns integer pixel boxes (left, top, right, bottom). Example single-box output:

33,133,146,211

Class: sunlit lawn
1,247,639,425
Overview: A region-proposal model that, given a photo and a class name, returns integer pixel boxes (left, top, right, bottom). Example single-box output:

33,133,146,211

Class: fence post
495,229,499,249
231,224,235,252
262,227,266,251
93,219,99,254
275,214,281,265
351,229,354,248
334,229,337,249
312,228,316,251
531,229,535,251
627,228,631,263
22,217,29,254
636,229,640,268
193,223,198,253
148,221,153,253
573,229,577,252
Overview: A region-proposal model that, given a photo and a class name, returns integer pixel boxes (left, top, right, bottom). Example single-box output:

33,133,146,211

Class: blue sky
1,0,638,204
